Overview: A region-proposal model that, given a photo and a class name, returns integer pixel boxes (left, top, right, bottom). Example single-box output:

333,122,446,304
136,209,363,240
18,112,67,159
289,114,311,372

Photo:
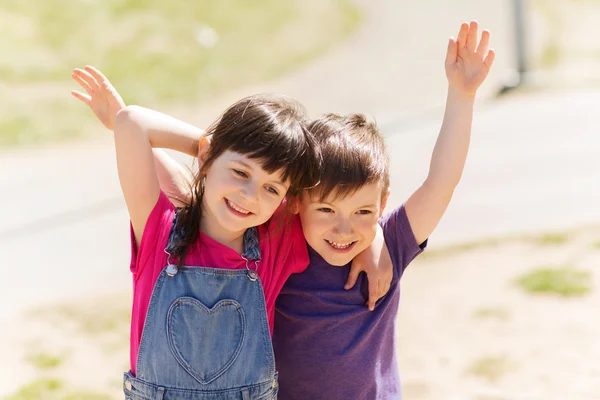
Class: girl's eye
265,186,279,196
356,210,373,215
318,208,334,213
233,169,248,178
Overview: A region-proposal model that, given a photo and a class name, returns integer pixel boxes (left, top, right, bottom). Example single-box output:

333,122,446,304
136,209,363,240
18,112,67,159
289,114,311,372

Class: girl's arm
405,21,495,244
153,149,194,208
116,106,201,207
72,66,201,245
113,105,200,245
71,66,198,208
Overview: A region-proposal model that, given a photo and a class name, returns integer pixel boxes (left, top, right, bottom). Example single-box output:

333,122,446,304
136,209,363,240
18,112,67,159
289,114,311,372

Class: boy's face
297,182,388,266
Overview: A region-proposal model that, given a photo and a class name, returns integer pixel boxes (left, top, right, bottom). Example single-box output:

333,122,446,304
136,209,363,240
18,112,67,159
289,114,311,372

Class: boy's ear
379,187,391,218
288,196,301,214
197,135,212,165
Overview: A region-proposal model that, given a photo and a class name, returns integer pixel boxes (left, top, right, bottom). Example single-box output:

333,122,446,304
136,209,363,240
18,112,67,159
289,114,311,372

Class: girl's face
296,182,388,266
202,150,290,237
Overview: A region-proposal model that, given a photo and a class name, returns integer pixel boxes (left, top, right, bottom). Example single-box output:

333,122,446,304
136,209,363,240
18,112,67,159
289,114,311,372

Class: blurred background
1,0,599,399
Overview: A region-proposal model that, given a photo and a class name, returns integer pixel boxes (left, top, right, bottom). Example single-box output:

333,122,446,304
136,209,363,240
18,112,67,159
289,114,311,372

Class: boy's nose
333,219,353,237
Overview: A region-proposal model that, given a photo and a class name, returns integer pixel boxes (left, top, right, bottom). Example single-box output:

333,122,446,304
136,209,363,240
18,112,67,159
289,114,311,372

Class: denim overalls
123,213,278,400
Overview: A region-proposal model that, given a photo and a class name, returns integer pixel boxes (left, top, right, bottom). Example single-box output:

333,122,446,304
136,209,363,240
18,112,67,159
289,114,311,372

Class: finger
71,90,91,105
345,266,361,290
466,20,479,52
73,68,99,89
484,48,496,69
476,30,490,57
383,282,391,297
85,65,109,85
367,279,378,311
445,37,458,65
72,73,93,95
456,22,469,48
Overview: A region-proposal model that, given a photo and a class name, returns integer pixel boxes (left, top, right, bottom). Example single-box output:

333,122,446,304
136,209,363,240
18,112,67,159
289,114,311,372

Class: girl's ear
379,187,391,218
197,135,212,165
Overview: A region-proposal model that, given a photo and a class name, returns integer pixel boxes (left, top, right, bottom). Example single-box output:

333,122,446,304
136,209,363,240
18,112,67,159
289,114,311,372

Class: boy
272,21,494,399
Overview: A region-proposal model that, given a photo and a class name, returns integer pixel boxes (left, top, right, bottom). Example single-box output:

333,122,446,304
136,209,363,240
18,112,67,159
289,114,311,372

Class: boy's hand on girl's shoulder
71,65,126,131
445,20,496,98
346,224,393,311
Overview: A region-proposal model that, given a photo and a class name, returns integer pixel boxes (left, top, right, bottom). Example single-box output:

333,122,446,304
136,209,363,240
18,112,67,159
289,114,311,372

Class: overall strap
164,210,262,281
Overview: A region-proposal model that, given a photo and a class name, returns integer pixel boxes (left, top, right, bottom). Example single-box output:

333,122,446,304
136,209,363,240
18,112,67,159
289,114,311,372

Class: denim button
125,380,132,391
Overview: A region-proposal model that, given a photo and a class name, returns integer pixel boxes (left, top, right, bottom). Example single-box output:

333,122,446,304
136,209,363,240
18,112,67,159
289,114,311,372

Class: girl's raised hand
445,21,496,97
71,66,125,131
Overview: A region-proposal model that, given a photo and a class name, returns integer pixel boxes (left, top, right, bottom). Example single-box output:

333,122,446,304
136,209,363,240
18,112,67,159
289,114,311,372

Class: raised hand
445,21,496,97
71,66,125,131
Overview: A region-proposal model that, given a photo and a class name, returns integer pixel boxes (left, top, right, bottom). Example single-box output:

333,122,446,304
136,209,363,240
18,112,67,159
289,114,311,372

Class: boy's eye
317,207,334,213
233,169,249,178
265,186,279,196
356,210,373,215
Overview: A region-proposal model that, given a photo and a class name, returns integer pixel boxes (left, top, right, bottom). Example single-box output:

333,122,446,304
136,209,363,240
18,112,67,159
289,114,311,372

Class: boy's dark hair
173,94,321,264
307,113,389,201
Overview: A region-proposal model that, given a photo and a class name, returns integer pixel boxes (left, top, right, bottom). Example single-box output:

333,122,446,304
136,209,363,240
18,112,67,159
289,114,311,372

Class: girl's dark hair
172,94,320,264
307,113,389,201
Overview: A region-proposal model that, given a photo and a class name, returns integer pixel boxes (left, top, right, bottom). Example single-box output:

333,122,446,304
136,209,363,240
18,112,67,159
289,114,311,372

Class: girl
72,67,321,399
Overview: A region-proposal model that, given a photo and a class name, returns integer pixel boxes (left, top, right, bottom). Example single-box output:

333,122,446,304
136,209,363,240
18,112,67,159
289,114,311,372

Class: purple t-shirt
273,205,426,400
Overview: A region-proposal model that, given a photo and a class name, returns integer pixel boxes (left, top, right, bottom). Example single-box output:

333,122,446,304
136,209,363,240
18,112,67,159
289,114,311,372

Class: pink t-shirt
128,191,308,375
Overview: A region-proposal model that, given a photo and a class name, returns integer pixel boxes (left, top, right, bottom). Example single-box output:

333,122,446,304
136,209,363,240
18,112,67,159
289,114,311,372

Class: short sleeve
260,208,309,278
129,191,176,278
379,205,427,278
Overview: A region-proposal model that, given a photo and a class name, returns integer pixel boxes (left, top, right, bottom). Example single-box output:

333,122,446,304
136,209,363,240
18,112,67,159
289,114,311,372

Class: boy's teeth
327,240,352,249
227,199,250,214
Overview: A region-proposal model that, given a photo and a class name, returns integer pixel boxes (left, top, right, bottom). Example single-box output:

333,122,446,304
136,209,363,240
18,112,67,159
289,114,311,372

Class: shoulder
130,190,176,277
259,207,308,274
379,205,426,275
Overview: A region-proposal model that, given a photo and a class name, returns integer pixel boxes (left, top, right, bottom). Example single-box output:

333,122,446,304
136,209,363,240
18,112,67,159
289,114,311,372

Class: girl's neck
200,207,245,255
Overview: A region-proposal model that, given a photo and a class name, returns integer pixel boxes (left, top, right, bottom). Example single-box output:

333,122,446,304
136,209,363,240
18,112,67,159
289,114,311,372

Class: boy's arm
405,21,495,244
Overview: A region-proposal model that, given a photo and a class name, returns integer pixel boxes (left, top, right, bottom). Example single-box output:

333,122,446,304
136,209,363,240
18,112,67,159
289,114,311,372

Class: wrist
447,85,477,103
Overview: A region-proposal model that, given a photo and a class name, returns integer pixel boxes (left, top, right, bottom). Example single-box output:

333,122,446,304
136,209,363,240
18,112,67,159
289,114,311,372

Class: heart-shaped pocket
167,297,246,385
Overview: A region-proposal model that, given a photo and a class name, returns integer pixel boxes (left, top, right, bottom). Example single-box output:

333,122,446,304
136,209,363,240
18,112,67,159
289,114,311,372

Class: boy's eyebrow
357,204,377,208
232,160,287,188
315,200,378,209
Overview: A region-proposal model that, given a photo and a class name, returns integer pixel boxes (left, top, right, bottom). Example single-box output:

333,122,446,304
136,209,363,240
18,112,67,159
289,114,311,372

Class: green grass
534,232,569,245
4,379,63,400
473,307,511,321
0,0,361,146
515,266,592,297
29,296,131,336
26,352,64,370
55,303,131,335
467,355,517,382
418,229,576,260
3,378,113,400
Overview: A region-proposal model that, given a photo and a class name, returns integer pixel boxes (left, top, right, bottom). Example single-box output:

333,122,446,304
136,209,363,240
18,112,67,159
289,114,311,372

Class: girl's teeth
228,200,249,214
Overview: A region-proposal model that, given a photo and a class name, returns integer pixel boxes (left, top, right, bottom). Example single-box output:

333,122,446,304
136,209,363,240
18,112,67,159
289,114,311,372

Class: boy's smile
297,182,389,266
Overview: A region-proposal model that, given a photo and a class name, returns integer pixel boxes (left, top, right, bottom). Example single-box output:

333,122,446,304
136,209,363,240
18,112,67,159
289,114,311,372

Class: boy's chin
319,250,356,267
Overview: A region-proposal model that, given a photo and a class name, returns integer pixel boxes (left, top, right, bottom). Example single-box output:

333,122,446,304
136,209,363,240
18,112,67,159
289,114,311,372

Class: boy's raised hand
71,66,125,130
445,21,495,97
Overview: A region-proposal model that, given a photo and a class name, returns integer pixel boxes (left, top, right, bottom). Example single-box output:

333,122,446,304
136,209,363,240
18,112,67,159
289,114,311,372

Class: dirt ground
2,226,599,399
